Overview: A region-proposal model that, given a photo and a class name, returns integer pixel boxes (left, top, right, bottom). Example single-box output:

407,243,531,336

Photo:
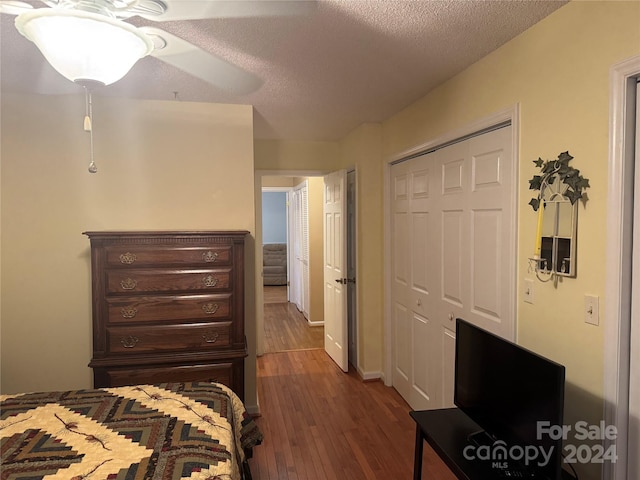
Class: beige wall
261,176,294,188
0,94,258,408
255,139,341,171
292,177,325,323
307,177,325,324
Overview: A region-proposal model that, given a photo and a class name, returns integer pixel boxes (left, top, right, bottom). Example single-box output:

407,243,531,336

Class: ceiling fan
0,0,316,93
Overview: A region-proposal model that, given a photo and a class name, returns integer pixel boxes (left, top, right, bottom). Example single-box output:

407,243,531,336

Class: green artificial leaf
542,161,555,174
563,169,578,180
557,164,570,176
529,197,540,211
565,189,582,204
529,175,542,190
558,151,574,163
577,177,590,189
564,175,579,190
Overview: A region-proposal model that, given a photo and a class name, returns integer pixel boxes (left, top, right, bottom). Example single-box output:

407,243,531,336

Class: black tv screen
454,318,565,479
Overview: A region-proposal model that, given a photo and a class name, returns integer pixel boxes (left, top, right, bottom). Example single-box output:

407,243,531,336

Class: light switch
585,295,599,326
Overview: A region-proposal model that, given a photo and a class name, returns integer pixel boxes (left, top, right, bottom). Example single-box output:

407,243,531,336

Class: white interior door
324,169,348,371
391,125,515,410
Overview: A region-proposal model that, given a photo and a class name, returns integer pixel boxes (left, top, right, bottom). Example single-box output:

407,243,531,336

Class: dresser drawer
102,363,234,388
106,268,232,294
105,245,232,267
107,294,231,323
107,322,231,354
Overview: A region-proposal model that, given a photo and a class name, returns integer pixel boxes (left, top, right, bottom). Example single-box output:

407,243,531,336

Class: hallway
263,286,323,353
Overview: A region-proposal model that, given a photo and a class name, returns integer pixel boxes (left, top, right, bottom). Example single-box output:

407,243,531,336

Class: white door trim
383,104,520,385
603,54,640,480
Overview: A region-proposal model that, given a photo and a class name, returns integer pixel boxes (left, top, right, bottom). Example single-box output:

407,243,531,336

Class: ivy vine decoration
528,151,590,211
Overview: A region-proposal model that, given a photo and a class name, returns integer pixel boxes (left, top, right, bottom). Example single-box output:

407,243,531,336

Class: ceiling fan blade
0,1,33,15
140,27,262,95
136,0,317,22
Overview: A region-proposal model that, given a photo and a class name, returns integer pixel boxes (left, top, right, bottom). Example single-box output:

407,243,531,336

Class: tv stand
467,429,497,447
410,408,573,480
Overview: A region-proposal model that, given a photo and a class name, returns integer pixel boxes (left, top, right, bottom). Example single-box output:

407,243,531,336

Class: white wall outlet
524,279,534,304
585,295,599,326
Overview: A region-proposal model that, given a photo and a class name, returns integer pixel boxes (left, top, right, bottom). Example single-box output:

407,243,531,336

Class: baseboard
307,320,324,326
357,367,382,382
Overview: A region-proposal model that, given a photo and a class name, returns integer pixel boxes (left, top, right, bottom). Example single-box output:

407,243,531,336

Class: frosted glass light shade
15,8,153,86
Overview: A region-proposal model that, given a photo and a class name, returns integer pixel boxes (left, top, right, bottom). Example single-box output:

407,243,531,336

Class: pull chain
84,87,97,173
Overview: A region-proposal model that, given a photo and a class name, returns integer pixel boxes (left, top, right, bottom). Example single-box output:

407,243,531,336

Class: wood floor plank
249,349,457,479
264,300,324,353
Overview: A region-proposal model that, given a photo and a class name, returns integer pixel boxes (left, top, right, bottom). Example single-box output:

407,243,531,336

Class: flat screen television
454,318,565,480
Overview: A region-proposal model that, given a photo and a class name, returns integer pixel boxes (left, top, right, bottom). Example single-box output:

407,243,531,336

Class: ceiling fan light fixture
15,8,153,86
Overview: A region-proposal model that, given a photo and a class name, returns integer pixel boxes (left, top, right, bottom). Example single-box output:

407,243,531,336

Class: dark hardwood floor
263,286,323,353
249,349,456,480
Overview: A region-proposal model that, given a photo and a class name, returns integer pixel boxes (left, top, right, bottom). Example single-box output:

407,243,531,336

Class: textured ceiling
0,0,567,140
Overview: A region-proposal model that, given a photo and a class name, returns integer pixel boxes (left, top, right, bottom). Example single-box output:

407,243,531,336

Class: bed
0,381,262,480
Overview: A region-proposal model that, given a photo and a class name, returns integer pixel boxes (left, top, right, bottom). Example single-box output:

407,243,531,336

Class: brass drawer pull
202,303,219,315
121,306,138,319
120,278,138,290
120,335,139,348
203,275,218,287
202,251,219,263
202,332,220,343
119,252,137,264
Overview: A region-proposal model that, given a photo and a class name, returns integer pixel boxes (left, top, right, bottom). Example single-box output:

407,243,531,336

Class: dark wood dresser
84,231,248,400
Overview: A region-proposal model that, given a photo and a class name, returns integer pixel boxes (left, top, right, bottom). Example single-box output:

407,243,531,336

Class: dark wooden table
410,408,572,480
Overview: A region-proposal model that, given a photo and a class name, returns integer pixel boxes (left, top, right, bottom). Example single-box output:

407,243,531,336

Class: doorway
256,171,359,370
261,177,323,353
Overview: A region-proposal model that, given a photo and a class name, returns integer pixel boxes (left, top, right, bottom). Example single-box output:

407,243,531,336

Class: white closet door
290,182,310,317
391,125,515,410
289,188,300,310
301,181,310,319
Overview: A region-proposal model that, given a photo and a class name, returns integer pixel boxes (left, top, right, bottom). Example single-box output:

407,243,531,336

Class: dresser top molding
83,230,250,239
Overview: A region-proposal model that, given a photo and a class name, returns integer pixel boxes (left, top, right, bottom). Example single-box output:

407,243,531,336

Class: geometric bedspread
0,382,263,480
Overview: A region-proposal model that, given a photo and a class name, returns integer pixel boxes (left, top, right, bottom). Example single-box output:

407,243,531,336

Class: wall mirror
539,176,578,277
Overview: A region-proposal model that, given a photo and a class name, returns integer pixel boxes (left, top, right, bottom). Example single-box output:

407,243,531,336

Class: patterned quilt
0,382,262,480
